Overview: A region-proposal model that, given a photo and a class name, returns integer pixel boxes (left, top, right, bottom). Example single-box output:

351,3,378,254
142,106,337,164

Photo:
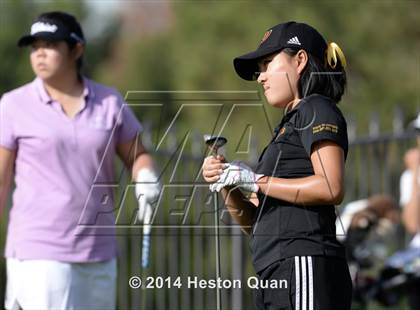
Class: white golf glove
135,168,161,223
209,160,263,193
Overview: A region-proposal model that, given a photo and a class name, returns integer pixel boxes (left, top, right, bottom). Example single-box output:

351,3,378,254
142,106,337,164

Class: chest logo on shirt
274,126,288,142
313,123,338,134
279,127,286,135
91,116,109,130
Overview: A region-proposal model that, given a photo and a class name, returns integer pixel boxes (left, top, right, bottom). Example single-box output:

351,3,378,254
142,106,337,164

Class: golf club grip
142,232,150,268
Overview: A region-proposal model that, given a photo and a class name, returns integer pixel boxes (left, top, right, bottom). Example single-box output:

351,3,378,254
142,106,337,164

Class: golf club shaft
213,148,222,310
214,191,222,310
203,135,226,310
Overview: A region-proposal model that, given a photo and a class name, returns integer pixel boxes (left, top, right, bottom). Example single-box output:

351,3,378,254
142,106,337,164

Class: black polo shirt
251,94,348,273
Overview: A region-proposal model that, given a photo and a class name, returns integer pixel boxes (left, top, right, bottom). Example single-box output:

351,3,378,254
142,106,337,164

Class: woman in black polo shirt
202,21,352,310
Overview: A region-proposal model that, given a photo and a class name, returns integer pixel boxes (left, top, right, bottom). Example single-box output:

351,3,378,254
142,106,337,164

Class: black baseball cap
18,11,85,47
234,21,327,80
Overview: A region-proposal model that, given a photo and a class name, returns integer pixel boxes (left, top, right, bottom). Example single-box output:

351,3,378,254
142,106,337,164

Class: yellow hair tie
325,42,347,69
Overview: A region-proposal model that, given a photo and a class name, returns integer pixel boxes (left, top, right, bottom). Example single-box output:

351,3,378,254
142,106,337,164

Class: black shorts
254,256,352,310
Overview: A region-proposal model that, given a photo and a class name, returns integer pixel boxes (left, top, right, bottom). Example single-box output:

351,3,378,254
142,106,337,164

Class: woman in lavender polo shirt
0,12,160,309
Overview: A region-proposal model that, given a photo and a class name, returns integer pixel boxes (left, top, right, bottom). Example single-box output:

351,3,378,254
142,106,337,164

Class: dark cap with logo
233,21,327,80
18,11,85,47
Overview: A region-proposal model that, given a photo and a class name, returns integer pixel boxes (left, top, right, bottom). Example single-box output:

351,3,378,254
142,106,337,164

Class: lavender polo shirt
0,77,142,262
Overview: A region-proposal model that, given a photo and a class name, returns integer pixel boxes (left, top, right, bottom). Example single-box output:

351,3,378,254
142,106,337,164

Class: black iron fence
113,112,417,309
0,107,417,310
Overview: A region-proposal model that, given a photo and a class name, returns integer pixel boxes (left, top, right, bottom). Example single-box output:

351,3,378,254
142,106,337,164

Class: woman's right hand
202,155,227,183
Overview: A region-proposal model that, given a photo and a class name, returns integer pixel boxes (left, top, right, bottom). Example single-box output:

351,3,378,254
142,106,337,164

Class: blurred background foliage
1,0,419,140
1,1,419,309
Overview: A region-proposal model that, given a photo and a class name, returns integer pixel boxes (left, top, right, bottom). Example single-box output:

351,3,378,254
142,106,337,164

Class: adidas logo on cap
287,36,301,45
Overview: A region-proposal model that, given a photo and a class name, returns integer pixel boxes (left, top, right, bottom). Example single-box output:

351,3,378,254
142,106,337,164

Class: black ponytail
283,47,346,103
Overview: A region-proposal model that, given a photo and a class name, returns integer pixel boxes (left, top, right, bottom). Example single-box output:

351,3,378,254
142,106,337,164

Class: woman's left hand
210,160,263,193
